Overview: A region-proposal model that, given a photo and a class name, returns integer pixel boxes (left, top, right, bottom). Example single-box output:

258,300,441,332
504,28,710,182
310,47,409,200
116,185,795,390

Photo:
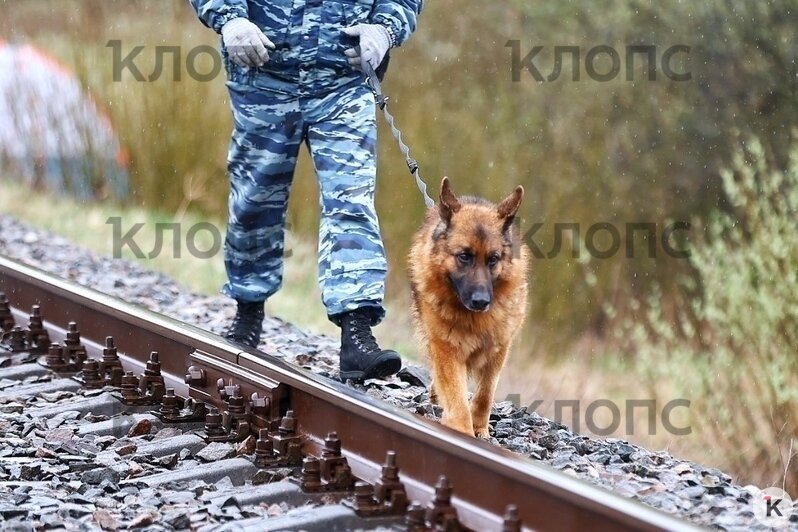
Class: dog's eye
457,252,473,265
488,254,500,267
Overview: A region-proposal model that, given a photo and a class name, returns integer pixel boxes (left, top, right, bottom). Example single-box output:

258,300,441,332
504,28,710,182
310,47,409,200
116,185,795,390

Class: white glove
222,18,275,68
342,24,392,71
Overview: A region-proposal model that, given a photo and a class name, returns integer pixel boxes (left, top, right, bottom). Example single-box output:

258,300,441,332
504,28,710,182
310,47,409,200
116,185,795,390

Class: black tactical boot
339,309,402,382
224,300,265,348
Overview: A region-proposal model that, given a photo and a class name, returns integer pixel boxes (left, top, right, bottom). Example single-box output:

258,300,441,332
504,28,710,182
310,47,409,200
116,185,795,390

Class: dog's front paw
442,415,473,435
474,426,491,439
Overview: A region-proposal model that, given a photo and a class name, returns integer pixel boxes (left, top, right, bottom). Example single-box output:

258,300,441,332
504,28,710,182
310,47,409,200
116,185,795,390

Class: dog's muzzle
465,290,491,312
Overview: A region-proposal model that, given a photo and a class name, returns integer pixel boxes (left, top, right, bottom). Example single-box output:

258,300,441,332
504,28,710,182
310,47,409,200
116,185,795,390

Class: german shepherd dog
409,177,529,438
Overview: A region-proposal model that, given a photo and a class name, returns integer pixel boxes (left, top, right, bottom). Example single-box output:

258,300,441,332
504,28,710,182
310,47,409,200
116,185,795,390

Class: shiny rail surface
0,255,698,531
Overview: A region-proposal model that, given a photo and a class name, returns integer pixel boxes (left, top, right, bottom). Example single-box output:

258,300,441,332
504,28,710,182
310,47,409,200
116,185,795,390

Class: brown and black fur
408,177,529,438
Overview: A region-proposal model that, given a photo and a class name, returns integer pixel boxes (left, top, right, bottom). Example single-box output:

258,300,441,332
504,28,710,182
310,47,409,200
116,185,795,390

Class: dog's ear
497,186,524,219
497,185,524,231
439,177,461,224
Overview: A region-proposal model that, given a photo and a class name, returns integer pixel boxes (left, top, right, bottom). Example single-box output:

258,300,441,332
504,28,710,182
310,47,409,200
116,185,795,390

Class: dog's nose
469,291,491,311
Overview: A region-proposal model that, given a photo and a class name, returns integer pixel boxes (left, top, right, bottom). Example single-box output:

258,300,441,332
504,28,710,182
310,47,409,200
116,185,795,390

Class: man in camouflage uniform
189,0,421,381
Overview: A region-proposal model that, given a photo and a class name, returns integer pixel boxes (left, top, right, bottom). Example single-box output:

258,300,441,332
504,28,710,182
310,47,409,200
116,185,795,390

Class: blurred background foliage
0,0,796,491
627,135,798,496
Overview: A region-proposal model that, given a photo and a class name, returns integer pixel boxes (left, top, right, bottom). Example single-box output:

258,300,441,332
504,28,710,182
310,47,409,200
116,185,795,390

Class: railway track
0,255,697,531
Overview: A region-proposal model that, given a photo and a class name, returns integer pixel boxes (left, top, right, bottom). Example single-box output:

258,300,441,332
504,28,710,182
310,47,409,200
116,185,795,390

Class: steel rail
0,254,699,532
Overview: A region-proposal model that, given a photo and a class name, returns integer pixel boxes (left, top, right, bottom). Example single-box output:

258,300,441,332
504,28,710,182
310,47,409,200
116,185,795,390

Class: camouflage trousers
222,78,387,325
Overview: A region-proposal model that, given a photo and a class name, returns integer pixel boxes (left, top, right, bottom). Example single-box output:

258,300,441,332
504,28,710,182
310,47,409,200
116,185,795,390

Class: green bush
625,136,798,491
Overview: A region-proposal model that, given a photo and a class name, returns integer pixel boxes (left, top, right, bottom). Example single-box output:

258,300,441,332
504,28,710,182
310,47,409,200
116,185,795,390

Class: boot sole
224,335,260,349
340,354,402,382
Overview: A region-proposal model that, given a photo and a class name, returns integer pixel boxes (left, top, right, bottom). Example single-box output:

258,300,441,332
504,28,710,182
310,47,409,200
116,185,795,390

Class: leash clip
363,62,387,110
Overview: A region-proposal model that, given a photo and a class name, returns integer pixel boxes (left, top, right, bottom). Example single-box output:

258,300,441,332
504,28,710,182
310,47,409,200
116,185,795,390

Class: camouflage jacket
189,0,422,94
